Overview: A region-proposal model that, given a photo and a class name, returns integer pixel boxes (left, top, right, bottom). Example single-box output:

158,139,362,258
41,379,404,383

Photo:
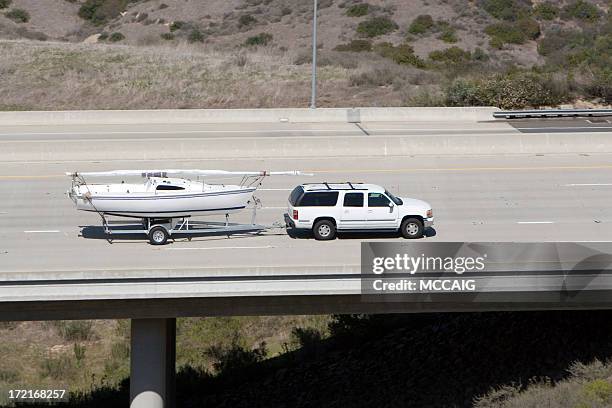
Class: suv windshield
385,190,403,205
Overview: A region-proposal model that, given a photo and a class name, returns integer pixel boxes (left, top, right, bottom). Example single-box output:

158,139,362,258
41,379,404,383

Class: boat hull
72,187,256,218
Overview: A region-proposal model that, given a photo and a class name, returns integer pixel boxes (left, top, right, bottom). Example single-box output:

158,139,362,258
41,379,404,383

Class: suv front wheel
313,220,336,241
400,218,424,239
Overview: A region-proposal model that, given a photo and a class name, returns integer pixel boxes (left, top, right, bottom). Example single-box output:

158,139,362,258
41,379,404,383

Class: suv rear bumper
284,213,295,228
424,217,434,228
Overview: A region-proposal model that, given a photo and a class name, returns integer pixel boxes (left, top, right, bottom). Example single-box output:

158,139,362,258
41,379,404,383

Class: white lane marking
165,245,275,251
24,230,61,233
259,188,292,191
563,183,612,186
517,126,612,131
516,221,555,224
0,128,503,137
1,129,355,136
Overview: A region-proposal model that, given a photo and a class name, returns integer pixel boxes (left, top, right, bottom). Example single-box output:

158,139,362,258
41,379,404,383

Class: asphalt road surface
1,118,612,277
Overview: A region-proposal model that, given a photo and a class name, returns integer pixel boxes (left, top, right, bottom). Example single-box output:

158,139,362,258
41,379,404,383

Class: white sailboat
67,169,305,218
67,169,308,244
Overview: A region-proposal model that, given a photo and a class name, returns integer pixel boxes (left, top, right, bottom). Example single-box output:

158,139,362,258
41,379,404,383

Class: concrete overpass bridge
1,107,612,407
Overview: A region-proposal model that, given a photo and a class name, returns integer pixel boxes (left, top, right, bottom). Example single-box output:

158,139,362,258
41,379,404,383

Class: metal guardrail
494,109,612,119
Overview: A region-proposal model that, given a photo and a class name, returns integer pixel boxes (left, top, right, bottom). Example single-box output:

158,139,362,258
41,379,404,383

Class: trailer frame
95,199,272,245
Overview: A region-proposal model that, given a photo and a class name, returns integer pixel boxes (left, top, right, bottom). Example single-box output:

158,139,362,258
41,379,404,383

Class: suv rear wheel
313,219,336,240
400,218,424,239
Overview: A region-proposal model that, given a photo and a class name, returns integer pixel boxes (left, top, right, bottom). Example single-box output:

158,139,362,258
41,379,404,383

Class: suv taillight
293,210,299,220
427,209,433,218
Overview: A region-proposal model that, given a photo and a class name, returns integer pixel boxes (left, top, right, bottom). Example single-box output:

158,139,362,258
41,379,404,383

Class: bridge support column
130,318,176,408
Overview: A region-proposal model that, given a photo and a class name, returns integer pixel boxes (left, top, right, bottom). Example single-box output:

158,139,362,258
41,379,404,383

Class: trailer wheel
149,226,169,245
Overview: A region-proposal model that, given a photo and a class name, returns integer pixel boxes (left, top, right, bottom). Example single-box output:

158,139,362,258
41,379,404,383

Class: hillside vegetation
0,0,610,109
0,315,329,406
8,311,612,407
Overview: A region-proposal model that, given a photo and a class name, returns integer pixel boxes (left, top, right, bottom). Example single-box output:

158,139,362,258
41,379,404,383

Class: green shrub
333,39,372,52
0,368,19,382
346,3,369,17
238,14,257,27
429,46,471,63
533,2,559,20
517,17,541,39
108,32,125,42
408,14,434,34
350,67,396,87
405,88,446,107
445,72,563,109
562,0,600,22
479,0,531,21
582,379,612,403
375,42,426,68
187,29,204,43
110,341,130,360
537,28,585,56
169,20,185,32
489,36,504,49
438,26,458,43
5,8,29,23
0,0,11,10
78,0,131,25
357,16,398,37
485,22,525,44
205,341,267,375
244,32,272,46
78,0,102,23
587,68,612,102
485,18,539,45
40,355,77,381
472,47,490,61
290,327,323,349
160,32,174,40
54,320,96,341
73,343,86,366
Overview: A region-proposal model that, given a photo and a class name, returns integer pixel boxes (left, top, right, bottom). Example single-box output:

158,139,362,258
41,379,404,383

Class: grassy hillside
475,359,612,408
0,0,610,109
0,315,329,406
8,311,612,407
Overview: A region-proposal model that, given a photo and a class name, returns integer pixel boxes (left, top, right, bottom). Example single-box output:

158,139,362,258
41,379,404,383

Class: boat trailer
93,198,273,245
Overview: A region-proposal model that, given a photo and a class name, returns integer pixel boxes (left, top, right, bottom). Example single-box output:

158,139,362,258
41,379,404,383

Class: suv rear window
343,192,364,207
289,186,304,206
298,192,339,207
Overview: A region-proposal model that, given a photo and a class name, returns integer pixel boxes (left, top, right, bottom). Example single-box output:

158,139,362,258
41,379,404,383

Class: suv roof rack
302,182,367,191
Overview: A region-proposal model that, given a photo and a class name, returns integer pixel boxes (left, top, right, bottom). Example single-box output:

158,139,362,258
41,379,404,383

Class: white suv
284,183,434,240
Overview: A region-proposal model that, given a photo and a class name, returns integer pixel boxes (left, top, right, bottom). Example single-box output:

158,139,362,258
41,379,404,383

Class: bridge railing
493,108,612,119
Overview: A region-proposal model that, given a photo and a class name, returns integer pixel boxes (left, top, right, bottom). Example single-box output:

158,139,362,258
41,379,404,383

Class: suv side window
343,192,364,207
299,192,339,206
368,193,391,207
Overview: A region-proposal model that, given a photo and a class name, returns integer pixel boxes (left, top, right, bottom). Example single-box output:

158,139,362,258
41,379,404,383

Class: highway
1,116,612,315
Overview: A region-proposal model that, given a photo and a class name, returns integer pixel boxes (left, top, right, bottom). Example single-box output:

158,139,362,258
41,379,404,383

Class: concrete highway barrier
0,107,498,125
3,130,612,162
